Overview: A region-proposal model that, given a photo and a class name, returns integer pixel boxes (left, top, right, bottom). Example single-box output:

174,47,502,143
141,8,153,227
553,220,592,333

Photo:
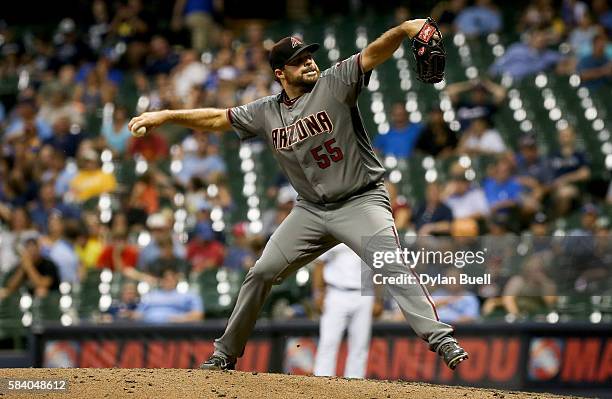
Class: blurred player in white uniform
312,244,381,378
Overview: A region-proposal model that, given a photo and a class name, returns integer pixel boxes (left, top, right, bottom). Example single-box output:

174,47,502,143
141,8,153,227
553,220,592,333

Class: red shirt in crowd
187,240,225,272
128,131,168,162
97,244,139,270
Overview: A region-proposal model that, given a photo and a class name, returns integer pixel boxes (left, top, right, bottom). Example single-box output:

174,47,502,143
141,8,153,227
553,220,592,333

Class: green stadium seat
0,293,25,349
31,291,62,323
75,269,103,319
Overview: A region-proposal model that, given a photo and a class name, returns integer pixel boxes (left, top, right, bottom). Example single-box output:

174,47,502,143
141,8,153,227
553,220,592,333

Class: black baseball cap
269,36,320,71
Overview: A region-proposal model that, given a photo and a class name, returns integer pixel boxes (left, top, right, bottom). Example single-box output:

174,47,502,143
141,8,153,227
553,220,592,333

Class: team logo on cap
291,36,303,48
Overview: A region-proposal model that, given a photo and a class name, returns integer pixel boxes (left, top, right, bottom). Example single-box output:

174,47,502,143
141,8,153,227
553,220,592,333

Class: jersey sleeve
321,52,372,105
227,98,267,140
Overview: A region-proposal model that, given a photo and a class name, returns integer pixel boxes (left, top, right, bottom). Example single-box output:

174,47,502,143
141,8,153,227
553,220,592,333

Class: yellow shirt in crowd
75,237,104,270
70,170,117,202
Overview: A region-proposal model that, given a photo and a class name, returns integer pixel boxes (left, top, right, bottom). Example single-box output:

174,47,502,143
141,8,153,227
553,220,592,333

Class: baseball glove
411,17,445,84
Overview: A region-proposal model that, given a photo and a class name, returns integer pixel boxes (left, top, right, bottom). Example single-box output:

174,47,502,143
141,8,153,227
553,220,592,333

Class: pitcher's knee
248,260,283,284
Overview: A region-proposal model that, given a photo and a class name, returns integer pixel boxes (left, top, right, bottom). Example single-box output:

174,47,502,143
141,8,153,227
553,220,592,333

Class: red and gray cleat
199,354,236,371
438,341,469,370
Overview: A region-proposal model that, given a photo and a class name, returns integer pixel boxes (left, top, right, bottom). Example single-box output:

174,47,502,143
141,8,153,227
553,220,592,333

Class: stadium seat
0,293,25,349
75,269,103,319
31,292,62,323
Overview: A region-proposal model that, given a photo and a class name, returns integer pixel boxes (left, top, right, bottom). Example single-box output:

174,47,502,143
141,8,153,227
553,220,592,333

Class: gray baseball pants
213,184,455,359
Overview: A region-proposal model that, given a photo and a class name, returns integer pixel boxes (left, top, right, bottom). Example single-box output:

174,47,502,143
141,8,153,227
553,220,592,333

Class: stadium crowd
0,0,611,334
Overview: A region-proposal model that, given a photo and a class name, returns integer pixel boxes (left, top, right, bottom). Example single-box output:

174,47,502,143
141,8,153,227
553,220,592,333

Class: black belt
328,283,361,292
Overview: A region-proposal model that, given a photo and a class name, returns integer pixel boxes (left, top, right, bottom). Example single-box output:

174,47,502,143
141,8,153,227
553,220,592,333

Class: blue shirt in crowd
374,123,423,158
489,43,561,80
433,289,480,323
101,120,133,154
47,239,80,284
456,6,502,36
577,54,611,91
483,177,523,207
137,289,203,323
177,154,227,185
550,150,589,179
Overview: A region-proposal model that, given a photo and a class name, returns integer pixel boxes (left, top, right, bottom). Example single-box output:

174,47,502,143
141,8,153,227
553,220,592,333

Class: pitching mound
0,368,580,398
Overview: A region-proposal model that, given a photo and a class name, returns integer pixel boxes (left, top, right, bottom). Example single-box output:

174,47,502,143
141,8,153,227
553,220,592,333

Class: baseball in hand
132,126,147,137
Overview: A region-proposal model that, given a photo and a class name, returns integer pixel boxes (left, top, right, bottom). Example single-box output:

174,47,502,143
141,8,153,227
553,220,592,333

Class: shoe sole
447,352,469,370
199,364,235,371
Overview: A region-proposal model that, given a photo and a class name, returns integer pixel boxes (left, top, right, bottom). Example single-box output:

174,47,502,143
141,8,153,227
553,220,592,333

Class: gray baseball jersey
227,53,385,204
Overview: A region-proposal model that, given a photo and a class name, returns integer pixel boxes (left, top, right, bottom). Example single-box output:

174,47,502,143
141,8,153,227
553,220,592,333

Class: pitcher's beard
286,72,318,92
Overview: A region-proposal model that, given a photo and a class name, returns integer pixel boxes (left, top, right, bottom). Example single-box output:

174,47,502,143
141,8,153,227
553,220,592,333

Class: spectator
518,0,556,32
514,134,552,213
69,148,117,202
141,235,191,279
415,107,458,158
487,210,515,236
144,36,180,76
224,222,256,272
549,127,591,215
568,13,599,55
443,165,490,221
127,128,169,162
177,131,227,185
592,0,612,33
457,117,506,155
48,18,94,71
37,85,84,128
44,214,81,284
0,233,60,299
172,0,219,52
529,212,552,254
4,97,52,143
75,211,105,272
412,182,453,236
561,0,589,29
187,208,224,272
455,0,502,37
432,268,480,323
75,53,124,88
126,169,174,226
569,203,599,236
502,254,556,317
374,102,423,158
482,157,523,214
577,33,612,92
489,30,563,80
102,281,140,322
385,181,411,231
108,0,150,46
101,105,133,156
138,213,186,269
133,267,204,323
87,0,110,52
431,0,467,34
0,207,38,275
446,79,506,131
49,149,77,199
29,181,80,233
97,228,149,282
43,115,82,158
171,49,209,100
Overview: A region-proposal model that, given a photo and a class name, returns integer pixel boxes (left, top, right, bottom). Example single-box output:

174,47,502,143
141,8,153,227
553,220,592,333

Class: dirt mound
0,368,580,398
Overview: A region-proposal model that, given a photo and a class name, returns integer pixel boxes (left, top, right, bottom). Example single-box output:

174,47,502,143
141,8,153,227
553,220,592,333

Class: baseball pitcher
129,17,467,371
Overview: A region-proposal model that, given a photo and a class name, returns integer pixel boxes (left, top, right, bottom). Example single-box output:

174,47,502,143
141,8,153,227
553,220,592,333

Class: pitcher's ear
274,68,284,82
